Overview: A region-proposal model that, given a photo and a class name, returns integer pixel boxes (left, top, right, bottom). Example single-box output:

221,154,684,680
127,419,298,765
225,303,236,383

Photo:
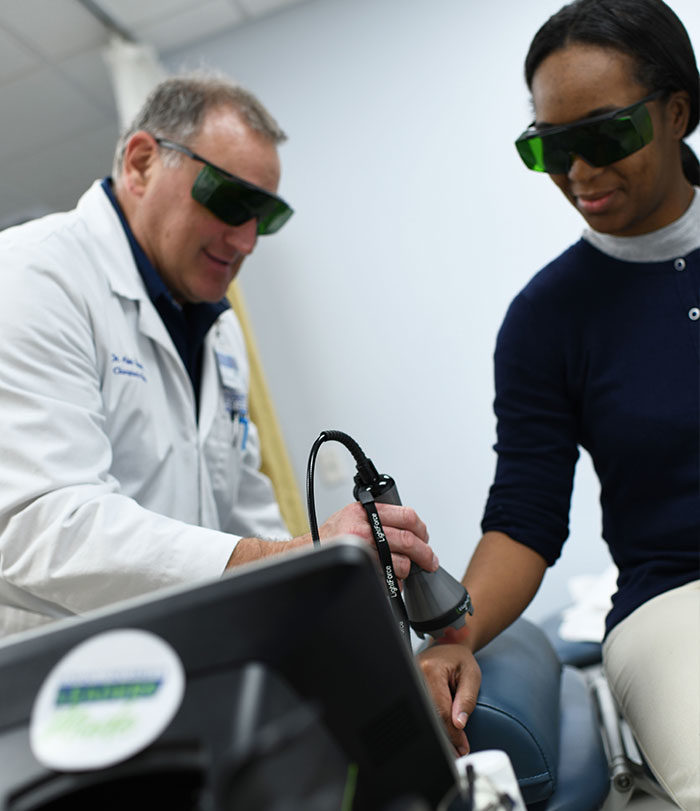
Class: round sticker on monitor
30,628,185,771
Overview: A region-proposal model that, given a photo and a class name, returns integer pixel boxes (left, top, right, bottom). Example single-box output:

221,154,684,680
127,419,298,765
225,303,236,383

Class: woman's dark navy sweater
482,238,700,633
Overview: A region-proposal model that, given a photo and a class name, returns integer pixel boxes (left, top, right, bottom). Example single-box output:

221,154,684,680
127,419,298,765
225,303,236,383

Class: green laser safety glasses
155,138,293,235
514,91,662,174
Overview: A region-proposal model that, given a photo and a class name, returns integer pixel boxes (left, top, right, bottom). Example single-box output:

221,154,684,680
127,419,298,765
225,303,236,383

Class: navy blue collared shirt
101,178,229,415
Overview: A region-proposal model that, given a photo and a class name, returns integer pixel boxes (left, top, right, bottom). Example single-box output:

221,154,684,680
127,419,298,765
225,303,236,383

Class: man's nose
223,218,258,254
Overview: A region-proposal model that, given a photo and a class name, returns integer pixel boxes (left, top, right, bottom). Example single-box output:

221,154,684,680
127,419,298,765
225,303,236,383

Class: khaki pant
603,580,700,810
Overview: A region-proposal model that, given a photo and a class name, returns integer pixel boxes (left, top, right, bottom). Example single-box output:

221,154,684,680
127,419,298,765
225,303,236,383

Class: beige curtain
227,282,309,537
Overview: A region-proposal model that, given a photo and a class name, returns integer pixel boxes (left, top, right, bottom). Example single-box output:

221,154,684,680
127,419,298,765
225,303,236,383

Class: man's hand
226,500,437,576
312,500,438,578
417,643,481,756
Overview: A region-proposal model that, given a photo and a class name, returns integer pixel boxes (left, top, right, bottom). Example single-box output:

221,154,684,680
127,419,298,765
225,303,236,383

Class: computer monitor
0,539,463,810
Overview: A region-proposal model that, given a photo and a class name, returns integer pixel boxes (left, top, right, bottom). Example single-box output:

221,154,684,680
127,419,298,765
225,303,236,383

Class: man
0,74,436,637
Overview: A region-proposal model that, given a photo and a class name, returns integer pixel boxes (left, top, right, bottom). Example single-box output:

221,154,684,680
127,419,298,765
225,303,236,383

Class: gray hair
112,71,287,177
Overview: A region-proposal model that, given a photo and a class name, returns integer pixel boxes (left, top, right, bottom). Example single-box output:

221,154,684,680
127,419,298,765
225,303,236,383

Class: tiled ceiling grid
0,0,305,227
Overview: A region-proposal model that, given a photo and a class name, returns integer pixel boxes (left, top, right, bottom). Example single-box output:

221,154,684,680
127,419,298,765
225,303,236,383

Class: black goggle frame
155,137,293,235
514,91,663,174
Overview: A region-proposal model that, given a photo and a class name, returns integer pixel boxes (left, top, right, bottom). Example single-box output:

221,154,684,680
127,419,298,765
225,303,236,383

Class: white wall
169,0,700,621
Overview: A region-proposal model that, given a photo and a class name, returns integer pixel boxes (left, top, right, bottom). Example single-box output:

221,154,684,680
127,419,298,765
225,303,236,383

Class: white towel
558,565,618,642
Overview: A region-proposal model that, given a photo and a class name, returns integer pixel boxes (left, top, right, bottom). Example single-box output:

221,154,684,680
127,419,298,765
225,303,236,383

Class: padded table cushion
468,618,610,810
470,618,561,804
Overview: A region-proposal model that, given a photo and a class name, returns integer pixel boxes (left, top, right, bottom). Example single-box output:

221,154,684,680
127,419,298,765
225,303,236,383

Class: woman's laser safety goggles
155,137,293,235
514,91,662,174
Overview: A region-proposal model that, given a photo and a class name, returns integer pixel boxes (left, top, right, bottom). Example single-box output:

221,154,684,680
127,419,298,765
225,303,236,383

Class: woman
419,1,700,806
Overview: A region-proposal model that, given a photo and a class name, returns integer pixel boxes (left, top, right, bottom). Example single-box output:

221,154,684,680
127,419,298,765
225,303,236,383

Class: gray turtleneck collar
582,189,700,262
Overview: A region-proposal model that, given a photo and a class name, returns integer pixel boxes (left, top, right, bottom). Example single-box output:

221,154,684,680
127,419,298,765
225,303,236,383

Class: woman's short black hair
524,0,700,184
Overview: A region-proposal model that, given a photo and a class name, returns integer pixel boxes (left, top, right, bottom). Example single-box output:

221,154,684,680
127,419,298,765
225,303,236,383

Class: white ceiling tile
0,68,112,162
234,0,305,16
0,122,118,226
139,0,243,52
0,0,313,231
5,124,116,187
46,127,117,187
58,46,119,116
0,24,41,82
98,0,204,31
71,121,122,165
0,0,106,60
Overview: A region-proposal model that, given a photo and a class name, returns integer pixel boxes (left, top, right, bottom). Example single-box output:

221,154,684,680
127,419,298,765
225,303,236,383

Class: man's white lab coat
0,181,287,637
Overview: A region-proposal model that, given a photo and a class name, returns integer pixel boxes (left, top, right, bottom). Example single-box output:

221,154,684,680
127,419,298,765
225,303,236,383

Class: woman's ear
666,90,691,140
